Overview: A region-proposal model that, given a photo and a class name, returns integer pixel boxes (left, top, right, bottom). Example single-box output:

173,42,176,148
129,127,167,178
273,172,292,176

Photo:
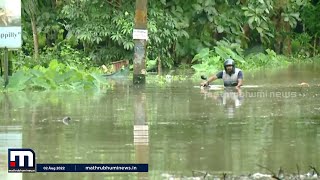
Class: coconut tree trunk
31,15,39,61
22,0,40,61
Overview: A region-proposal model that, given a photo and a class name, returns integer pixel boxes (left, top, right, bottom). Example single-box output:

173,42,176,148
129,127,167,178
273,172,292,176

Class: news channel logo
8,148,36,173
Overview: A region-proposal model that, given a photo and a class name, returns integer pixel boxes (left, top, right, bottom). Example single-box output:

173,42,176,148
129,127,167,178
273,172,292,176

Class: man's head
224,58,235,74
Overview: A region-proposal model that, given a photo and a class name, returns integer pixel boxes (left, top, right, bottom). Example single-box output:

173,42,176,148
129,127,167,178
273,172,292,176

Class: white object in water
195,85,261,90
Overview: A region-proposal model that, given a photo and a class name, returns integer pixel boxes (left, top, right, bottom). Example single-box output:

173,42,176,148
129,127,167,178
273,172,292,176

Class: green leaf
6,71,30,91
265,32,274,38
176,6,183,12
204,0,211,6
31,78,50,90
192,4,203,12
257,27,263,33
217,26,224,33
123,41,134,50
214,46,228,59
192,48,210,62
291,13,300,20
90,73,108,89
248,16,255,28
191,64,206,72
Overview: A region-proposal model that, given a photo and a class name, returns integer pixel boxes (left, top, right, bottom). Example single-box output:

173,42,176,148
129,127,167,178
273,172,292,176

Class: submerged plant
1,60,109,92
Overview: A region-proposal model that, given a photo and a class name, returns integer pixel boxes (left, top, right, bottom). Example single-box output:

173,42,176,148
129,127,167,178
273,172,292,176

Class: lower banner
8,148,148,173
36,164,148,172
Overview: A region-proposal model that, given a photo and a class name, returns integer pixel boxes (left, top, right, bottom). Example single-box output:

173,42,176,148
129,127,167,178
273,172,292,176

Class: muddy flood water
1,63,320,179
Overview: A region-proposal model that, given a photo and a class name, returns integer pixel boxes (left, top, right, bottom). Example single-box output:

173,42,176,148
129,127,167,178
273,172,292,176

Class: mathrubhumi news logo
8,148,36,173
8,148,148,173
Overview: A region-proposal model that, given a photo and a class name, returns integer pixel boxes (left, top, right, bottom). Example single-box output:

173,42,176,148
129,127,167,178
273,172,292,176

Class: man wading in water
200,58,243,90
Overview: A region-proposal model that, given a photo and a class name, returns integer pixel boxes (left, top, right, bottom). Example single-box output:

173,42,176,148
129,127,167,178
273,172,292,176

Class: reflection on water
0,64,319,179
200,88,244,119
0,125,23,180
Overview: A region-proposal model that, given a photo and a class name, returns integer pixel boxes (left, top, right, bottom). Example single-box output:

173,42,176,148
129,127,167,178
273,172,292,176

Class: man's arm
236,71,243,88
201,71,222,86
237,79,243,86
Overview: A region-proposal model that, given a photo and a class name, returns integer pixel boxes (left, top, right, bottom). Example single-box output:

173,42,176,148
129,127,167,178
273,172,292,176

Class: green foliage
191,48,221,74
242,0,274,44
281,0,307,28
191,40,246,74
244,49,289,70
13,44,91,72
215,40,246,65
147,3,189,69
59,0,190,68
2,60,109,92
37,11,66,47
192,0,218,23
3,71,29,91
61,1,135,64
15,0,320,79
191,42,290,75
43,44,92,67
22,0,39,17
301,1,320,36
146,57,158,71
213,6,244,43
291,33,313,58
172,0,245,61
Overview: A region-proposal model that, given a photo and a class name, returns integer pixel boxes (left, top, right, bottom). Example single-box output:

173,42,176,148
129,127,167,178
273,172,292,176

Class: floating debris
298,82,310,87
62,116,71,125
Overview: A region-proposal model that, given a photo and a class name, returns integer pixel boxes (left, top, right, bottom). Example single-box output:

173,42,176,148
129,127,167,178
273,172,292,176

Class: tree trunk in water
133,0,147,84
31,15,39,61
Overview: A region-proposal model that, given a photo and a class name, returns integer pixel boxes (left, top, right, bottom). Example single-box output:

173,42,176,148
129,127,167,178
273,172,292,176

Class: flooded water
1,63,320,179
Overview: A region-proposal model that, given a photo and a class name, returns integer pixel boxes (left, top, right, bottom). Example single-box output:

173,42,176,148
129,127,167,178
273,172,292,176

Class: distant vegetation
1,0,320,90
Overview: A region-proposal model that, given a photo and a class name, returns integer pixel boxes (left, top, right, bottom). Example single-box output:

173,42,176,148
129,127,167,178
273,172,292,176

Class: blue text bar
36,164,148,172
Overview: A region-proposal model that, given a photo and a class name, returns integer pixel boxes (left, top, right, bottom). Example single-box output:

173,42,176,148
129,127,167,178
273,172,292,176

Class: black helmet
224,58,235,72
224,58,235,67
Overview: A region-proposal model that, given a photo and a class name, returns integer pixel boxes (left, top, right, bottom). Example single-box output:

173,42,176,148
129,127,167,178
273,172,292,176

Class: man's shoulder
235,68,243,74
237,69,244,79
216,71,223,78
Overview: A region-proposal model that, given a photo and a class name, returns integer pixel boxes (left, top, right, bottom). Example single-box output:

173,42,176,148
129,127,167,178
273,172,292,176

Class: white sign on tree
133,29,148,40
0,0,21,49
